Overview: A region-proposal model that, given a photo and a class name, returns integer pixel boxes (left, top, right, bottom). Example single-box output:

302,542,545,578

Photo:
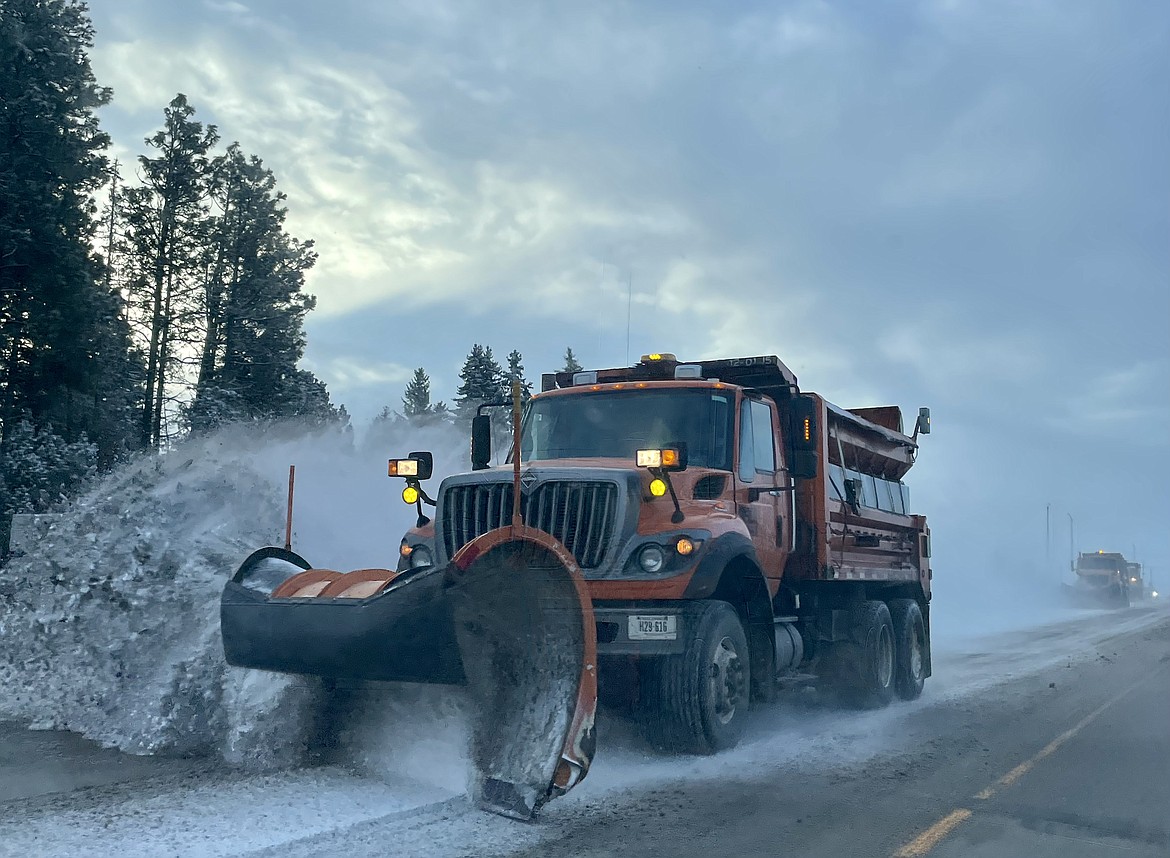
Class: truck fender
681,532,760,600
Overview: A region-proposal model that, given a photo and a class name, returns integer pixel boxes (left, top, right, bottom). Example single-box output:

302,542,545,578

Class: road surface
1,606,1167,858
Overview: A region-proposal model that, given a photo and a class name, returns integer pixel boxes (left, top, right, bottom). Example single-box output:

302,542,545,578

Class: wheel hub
709,636,744,725
876,625,894,688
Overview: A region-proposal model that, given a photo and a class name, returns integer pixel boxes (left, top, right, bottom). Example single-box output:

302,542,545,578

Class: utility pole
1067,513,1075,574
1046,503,1051,581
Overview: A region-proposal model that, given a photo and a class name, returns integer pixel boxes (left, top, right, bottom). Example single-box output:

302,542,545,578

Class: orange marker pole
511,380,523,529
284,465,295,551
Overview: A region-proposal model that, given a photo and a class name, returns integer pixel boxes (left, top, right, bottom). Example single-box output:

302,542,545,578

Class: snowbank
0,419,470,771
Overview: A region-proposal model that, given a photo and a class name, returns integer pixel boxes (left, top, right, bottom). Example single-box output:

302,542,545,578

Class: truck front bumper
593,605,687,655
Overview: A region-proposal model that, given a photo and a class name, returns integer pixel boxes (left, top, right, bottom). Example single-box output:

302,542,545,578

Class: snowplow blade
221,527,597,819
1061,583,1128,609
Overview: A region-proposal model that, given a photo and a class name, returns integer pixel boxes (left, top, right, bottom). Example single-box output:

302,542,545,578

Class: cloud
310,358,413,394
86,0,1170,569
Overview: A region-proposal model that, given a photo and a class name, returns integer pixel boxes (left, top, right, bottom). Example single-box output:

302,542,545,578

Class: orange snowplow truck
222,353,931,820
394,354,933,750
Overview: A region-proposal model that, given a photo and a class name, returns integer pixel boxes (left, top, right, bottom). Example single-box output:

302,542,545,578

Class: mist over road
1,607,1166,858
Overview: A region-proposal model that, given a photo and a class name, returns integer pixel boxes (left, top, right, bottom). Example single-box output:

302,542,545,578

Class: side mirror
790,395,818,479
791,450,818,480
844,478,863,511
471,414,492,470
408,450,433,480
913,406,931,438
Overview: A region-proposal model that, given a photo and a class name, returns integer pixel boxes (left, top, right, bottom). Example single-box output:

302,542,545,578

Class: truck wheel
833,600,896,708
887,599,926,701
639,601,750,754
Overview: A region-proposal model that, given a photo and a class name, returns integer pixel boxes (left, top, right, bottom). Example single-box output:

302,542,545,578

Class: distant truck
394,353,934,751
1068,551,1134,608
1126,562,1146,601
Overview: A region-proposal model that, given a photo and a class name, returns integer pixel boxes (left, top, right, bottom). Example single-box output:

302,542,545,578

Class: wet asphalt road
503,609,1170,858
1,608,1167,857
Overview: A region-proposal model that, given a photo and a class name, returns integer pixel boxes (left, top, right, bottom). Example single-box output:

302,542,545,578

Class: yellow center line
892,675,1149,857
893,809,974,858
975,677,1145,801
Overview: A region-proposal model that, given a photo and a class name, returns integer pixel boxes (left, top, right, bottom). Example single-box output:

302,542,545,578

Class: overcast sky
85,0,1168,584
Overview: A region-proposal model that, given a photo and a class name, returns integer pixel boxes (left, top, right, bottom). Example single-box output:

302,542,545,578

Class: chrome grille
441,481,618,569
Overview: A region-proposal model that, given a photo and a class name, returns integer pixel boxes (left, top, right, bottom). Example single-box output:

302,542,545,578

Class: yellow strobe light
803,417,811,443
402,485,420,505
649,478,667,497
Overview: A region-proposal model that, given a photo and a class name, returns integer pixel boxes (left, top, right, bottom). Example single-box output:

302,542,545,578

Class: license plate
628,614,677,640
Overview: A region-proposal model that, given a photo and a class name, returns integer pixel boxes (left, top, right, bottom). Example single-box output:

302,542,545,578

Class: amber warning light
637,448,678,469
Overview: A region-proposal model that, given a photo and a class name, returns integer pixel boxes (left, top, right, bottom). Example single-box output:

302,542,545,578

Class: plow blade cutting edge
220,526,597,820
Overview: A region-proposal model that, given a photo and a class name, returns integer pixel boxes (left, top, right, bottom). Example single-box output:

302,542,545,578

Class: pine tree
506,350,532,402
402,368,432,418
0,418,97,553
121,93,218,448
561,347,584,373
0,0,139,459
187,142,324,430
454,344,506,425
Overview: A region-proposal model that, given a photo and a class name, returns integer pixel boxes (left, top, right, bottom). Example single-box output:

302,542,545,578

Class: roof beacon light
641,353,676,363
572,371,598,385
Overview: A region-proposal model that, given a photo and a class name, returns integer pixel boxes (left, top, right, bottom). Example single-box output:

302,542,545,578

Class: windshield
1077,555,1123,572
520,389,734,470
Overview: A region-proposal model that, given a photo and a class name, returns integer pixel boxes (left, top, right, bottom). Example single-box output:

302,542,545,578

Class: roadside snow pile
0,419,471,772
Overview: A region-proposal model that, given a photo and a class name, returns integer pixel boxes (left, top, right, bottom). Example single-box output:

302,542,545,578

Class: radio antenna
625,271,632,365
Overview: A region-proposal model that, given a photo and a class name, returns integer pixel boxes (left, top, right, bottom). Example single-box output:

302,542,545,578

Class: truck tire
832,600,896,709
638,601,750,754
887,599,926,701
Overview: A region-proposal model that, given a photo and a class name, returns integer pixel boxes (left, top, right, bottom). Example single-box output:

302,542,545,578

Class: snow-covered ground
0,422,471,767
0,606,1162,858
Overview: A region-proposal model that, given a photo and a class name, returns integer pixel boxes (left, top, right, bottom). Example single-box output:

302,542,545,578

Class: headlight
409,545,433,569
638,545,665,573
